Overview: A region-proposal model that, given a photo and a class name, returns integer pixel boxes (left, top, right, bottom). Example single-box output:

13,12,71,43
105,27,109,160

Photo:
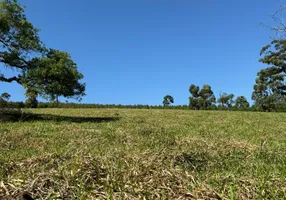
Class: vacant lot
0,109,286,199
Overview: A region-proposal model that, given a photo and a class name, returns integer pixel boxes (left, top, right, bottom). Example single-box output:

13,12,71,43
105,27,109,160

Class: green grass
1,108,286,199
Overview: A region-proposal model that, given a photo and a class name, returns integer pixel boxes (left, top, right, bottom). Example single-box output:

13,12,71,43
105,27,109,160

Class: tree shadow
0,109,120,123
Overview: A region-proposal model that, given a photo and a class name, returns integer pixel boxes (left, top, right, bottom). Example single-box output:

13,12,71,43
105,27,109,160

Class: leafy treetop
163,95,174,107
252,40,286,111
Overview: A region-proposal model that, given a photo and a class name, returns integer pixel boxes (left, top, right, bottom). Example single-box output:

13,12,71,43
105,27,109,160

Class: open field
0,108,286,199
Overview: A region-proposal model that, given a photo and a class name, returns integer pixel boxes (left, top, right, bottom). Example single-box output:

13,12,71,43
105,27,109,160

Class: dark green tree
0,0,85,103
163,95,174,107
217,93,235,109
189,84,200,98
189,84,200,110
189,84,216,110
0,92,11,101
189,84,200,109
198,85,216,109
22,49,86,103
252,40,286,111
234,96,250,110
0,0,44,83
0,92,11,108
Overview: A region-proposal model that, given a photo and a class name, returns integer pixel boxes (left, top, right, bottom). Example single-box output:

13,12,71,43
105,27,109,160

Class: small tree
0,92,11,108
199,85,216,109
189,84,216,110
234,96,250,110
217,93,235,109
163,95,174,107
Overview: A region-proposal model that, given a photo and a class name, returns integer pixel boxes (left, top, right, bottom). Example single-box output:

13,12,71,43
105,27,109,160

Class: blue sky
0,0,282,105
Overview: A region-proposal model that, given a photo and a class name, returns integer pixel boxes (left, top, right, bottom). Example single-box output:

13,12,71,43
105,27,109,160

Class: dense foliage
252,40,286,111
234,96,250,110
22,49,86,102
0,0,85,103
163,95,174,107
217,93,235,109
189,84,216,110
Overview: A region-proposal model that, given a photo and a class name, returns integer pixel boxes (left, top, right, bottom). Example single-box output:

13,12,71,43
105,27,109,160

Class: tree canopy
163,95,174,107
22,49,86,102
0,0,85,103
0,92,11,108
189,84,216,110
217,93,235,109
234,96,250,109
0,0,44,83
252,40,286,111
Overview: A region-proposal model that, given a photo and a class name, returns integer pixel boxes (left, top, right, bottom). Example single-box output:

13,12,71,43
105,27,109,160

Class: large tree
0,0,85,103
22,49,86,102
251,4,286,111
189,84,216,110
252,40,286,111
199,85,216,109
0,0,44,83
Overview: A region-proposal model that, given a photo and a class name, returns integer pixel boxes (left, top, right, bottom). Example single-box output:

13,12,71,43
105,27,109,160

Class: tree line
163,87,252,111
1,0,286,112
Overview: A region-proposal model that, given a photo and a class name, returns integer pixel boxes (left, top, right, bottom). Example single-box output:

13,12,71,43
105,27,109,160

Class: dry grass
1,108,286,199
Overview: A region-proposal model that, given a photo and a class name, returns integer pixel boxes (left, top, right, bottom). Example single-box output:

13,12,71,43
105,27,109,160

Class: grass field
0,108,286,199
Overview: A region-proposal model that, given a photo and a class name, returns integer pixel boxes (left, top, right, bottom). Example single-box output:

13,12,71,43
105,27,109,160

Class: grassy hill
1,109,286,199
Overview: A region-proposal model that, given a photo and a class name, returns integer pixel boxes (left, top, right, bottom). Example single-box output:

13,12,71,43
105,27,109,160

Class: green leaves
252,40,286,111
0,92,11,102
0,0,44,83
0,0,86,103
234,96,249,110
0,0,43,53
163,95,174,107
22,49,86,102
218,93,235,109
189,84,200,98
189,84,216,110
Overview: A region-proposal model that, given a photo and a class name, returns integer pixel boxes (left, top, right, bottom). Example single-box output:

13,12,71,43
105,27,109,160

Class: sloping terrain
0,109,286,199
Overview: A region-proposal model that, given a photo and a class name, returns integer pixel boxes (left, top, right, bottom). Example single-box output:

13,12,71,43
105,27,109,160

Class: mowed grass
0,108,286,199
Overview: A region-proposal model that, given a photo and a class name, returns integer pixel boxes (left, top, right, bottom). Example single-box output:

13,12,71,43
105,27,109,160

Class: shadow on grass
0,109,119,123
174,152,209,172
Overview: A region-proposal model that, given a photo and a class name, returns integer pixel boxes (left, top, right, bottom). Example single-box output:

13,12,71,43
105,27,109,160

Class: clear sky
0,0,282,105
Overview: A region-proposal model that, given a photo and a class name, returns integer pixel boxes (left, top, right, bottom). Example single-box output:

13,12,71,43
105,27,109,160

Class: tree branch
0,36,18,50
0,74,20,83
0,59,27,69
0,37,10,47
